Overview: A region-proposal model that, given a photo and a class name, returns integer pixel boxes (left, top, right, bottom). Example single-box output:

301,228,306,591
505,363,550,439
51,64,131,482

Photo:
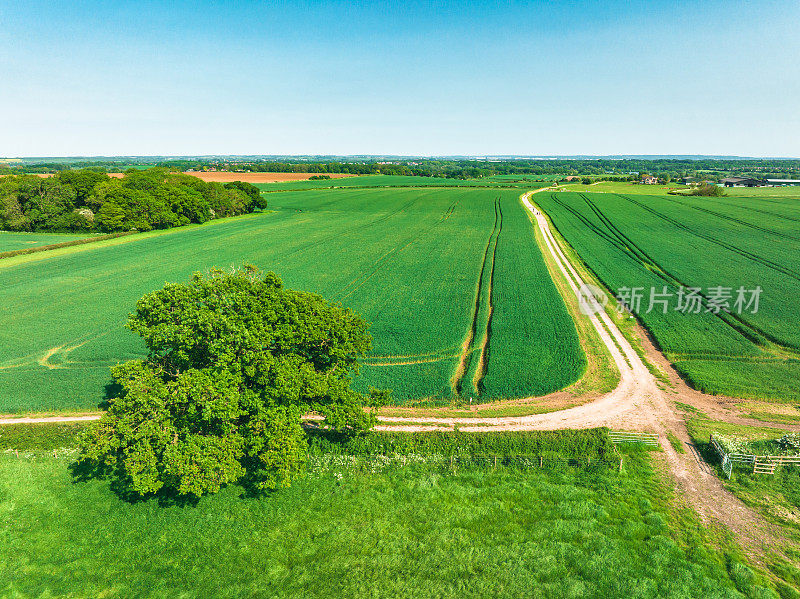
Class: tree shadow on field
97,380,123,410
69,460,200,508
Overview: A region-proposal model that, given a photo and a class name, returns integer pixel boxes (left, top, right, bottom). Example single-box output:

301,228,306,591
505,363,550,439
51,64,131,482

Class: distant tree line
0,168,266,233
4,157,800,183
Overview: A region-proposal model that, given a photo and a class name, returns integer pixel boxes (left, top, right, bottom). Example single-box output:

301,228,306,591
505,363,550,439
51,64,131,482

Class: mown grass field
0,231,91,252
0,187,583,412
0,448,779,599
535,190,800,401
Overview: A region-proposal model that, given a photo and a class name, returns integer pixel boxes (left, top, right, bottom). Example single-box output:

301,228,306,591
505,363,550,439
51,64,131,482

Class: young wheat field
0,187,583,412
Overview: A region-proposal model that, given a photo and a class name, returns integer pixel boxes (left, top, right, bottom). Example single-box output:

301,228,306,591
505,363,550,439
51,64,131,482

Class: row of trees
0,169,266,233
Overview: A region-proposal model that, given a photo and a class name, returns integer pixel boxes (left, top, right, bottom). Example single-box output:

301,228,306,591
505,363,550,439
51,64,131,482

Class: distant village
639,174,800,187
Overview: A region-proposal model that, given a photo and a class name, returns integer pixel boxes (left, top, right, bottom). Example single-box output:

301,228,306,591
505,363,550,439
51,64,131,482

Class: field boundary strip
0,231,136,260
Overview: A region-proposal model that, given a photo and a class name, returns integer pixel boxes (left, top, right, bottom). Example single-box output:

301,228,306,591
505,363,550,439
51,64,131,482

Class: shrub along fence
307,452,620,476
305,428,626,472
709,434,800,478
307,427,616,458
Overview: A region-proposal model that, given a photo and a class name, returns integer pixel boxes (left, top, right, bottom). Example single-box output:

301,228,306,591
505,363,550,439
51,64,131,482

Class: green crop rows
0,187,583,412
535,191,800,401
258,174,551,192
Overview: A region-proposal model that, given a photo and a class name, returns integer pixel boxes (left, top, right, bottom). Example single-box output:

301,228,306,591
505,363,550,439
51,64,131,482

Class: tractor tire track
473,200,502,394
452,199,500,396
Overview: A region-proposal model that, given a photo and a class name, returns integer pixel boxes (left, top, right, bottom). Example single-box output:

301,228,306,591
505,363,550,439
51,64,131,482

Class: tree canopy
0,168,266,233
77,266,378,499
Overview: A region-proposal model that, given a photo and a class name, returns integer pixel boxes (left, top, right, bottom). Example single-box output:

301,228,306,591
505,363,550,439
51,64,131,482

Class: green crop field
535,190,800,401
258,175,551,192
558,181,800,198
0,187,583,413
0,231,92,252
0,448,777,598
558,182,681,195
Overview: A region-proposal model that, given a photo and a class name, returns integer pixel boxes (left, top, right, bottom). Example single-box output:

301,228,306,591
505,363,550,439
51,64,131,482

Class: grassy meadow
535,190,800,401
0,448,780,599
0,187,583,412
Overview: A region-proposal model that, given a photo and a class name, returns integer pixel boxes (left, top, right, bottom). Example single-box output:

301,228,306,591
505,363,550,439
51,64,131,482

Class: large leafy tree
78,266,377,499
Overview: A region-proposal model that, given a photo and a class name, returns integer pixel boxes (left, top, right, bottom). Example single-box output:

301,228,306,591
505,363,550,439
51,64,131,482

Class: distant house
766,179,800,186
641,175,658,185
720,177,763,187
681,177,695,185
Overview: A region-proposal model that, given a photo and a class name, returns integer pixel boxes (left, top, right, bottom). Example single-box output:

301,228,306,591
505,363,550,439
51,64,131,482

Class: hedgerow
1,423,614,461
0,231,134,259
0,423,87,450
307,427,614,459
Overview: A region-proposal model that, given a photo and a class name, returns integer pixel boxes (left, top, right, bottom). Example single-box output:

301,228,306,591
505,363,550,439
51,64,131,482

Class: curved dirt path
377,190,656,432
377,189,785,558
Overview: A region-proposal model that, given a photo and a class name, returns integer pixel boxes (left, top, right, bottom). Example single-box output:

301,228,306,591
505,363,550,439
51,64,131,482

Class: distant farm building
720,177,762,187
766,179,800,186
640,175,658,185
681,177,695,185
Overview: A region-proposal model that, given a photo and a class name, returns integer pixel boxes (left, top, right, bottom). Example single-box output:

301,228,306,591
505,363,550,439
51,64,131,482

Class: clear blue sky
1,0,798,156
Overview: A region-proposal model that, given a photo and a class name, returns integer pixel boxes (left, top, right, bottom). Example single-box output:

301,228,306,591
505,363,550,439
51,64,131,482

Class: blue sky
1,0,798,156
